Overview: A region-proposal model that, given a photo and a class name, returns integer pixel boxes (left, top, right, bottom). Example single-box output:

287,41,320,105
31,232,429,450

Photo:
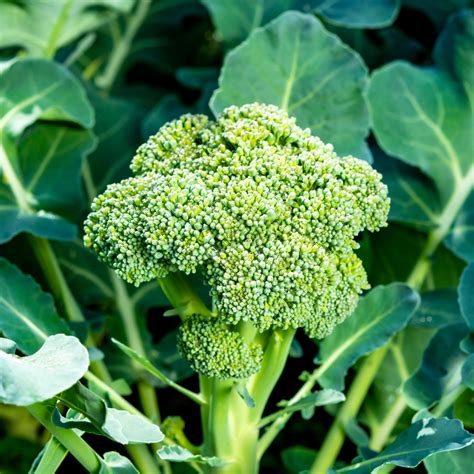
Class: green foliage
318,284,419,390
0,334,89,406
0,2,473,474
212,12,371,159
336,417,474,473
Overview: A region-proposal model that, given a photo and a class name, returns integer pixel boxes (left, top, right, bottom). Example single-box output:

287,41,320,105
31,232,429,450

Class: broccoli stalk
84,103,389,472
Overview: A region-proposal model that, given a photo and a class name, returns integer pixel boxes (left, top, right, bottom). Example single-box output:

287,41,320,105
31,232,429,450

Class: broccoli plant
1,3,473,474
83,102,389,470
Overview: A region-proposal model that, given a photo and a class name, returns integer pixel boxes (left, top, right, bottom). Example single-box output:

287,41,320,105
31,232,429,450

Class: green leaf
0,257,70,354
367,10,474,247
235,381,256,408
403,323,468,410
445,191,474,262
58,383,164,445
0,334,89,406
269,389,345,424
157,445,227,467
459,263,474,330
202,0,400,48
337,417,474,473
374,149,441,231
99,451,139,474
0,59,94,243
17,123,96,220
425,444,474,474
281,446,318,474
462,354,474,389
410,290,463,328
0,0,133,57
211,11,371,160
313,0,400,28
318,284,420,390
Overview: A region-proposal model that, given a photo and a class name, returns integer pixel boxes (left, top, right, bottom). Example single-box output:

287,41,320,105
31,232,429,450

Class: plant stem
43,0,73,58
96,0,151,91
432,385,467,417
158,272,212,317
310,346,389,473
29,403,101,473
369,393,407,451
111,272,161,422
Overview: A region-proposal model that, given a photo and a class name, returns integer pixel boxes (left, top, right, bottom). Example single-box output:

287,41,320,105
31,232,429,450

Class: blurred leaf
202,0,400,48
410,289,463,328
0,59,94,243
318,284,420,390
211,11,371,160
403,323,468,409
0,0,133,57
459,263,474,330
157,445,227,466
445,191,474,262
313,0,400,28
337,417,474,473
454,389,474,428
344,417,370,447
0,334,89,406
461,354,474,389
425,444,474,474
0,257,70,354
99,451,139,474
281,445,318,473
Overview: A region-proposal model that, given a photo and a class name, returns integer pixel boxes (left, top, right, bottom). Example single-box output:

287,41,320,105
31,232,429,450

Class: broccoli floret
177,315,263,379
84,103,389,339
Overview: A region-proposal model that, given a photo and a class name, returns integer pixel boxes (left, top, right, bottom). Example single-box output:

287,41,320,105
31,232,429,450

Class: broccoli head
84,103,389,341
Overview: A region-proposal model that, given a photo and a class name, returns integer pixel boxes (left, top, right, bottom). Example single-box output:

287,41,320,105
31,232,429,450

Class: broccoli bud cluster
177,315,263,379
84,103,389,347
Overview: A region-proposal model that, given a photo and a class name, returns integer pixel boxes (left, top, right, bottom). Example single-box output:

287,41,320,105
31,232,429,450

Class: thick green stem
96,0,151,91
43,0,73,58
29,403,101,473
158,272,212,317
310,346,389,474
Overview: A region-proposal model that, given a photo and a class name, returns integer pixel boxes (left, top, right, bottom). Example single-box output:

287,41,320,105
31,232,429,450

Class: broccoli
84,103,389,379
177,315,263,379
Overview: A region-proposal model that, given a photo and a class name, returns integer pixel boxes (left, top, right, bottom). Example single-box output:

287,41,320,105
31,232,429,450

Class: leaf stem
43,0,74,59
310,347,389,474
96,0,151,92
28,402,101,473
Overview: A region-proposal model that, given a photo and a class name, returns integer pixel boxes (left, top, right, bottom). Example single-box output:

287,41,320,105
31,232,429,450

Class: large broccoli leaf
211,11,371,160
367,9,474,262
